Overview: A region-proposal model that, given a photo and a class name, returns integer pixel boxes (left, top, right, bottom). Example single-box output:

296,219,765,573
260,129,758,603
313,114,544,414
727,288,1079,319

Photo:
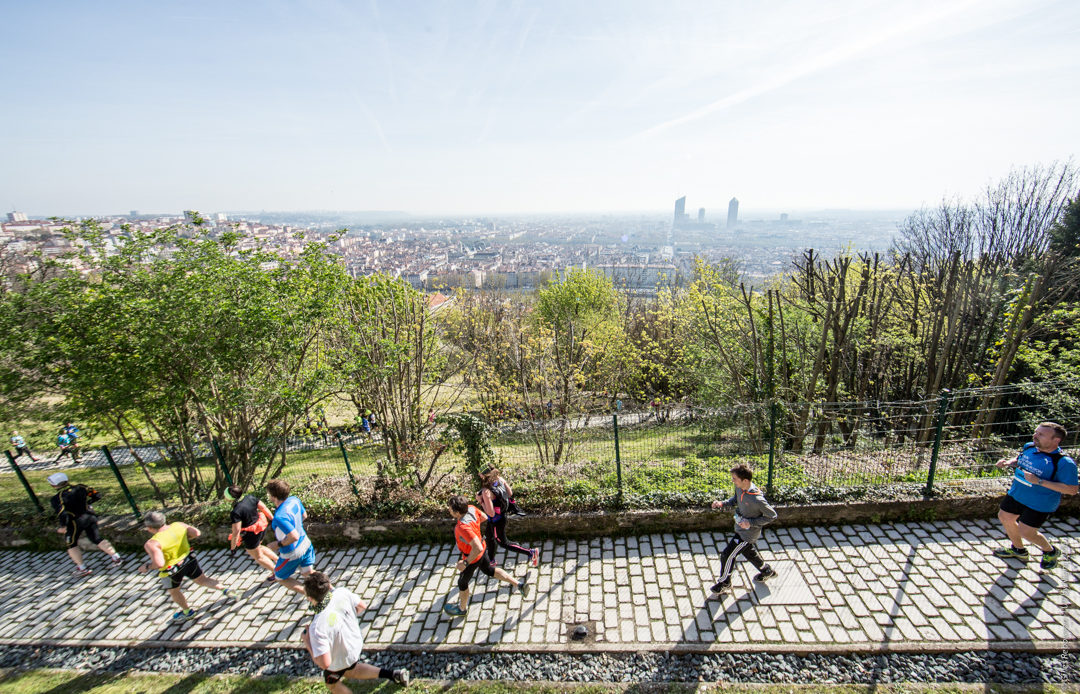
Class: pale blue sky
2,0,1078,216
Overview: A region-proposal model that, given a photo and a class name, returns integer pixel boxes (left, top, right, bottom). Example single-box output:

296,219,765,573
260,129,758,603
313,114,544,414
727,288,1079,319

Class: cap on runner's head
47,472,69,486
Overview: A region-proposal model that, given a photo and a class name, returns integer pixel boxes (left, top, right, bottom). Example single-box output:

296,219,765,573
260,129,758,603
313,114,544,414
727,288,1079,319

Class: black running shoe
754,566,778,582
710,581,732,595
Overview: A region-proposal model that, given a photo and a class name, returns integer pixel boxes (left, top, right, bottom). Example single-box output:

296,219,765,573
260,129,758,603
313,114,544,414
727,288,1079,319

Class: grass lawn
0,670,1075,694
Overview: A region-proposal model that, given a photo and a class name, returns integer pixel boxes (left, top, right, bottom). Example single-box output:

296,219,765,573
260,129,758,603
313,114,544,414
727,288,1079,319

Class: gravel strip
1,645,1077,684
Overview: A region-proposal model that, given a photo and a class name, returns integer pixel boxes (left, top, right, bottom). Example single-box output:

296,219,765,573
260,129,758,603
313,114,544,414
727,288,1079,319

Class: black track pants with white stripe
713,535,765,585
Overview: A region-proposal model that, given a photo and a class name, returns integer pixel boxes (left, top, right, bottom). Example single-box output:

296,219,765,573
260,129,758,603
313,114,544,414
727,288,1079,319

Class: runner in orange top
226,485,278,581
443,495,530,617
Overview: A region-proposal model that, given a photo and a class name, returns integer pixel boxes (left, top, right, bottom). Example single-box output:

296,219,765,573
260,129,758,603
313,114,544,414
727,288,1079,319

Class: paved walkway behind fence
0,517,1077,652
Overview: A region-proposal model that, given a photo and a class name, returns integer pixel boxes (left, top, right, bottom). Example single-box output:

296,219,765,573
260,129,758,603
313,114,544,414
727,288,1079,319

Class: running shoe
442,604,467,617
992,546,1029,560
754,567,778,583
489,559,498,567
222,588,239,602
171,609,196,623
518,572,531,598
74,566,92,577
530,548,540,568
392,669,411,686
1041,546,1062,570
110,555,124,567
263,573,279,584
710,581,732,595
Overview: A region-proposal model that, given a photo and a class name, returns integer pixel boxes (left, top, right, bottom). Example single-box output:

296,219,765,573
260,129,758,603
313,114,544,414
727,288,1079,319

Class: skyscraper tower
727,197,739,228
674,196,686,226
698,208,706,222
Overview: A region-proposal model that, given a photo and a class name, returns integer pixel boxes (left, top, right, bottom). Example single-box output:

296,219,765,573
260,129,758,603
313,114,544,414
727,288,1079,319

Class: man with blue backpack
993,421,1078,569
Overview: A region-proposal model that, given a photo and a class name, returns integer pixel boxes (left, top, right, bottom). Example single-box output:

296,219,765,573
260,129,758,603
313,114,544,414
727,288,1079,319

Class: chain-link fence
5,378,1079,519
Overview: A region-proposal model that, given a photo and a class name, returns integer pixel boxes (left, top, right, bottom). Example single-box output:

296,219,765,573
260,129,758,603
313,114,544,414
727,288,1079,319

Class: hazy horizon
3,0,1078,216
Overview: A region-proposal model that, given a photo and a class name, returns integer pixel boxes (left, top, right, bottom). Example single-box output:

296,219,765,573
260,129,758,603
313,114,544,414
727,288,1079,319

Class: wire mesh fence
4,378,1079,519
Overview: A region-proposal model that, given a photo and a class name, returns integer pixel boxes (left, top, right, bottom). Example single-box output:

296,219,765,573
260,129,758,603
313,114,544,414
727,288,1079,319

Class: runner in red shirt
443,494,530,616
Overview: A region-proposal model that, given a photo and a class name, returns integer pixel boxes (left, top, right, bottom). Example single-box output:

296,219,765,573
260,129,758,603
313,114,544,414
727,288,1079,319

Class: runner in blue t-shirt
266,479,316,596
993,422,1078,569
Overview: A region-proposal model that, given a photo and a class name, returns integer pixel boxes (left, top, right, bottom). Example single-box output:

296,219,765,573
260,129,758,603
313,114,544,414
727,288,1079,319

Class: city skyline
2,0,1078,216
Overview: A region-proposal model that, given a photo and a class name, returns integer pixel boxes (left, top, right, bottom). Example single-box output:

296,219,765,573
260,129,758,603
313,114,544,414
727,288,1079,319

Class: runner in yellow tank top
152,522,190,576
138,511,237,623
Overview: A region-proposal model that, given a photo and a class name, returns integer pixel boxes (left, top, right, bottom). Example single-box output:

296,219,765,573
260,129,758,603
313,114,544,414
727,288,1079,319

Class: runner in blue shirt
993,421,1078,569
266,478,317,596
55,430,82,463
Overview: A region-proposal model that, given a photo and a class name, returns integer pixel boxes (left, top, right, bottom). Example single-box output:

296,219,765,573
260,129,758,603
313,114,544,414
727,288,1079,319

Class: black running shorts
65,514,102,548
240,529,266,550
457,553,495,592
160,554,203,590
999,494,1051,529
324,661,361,685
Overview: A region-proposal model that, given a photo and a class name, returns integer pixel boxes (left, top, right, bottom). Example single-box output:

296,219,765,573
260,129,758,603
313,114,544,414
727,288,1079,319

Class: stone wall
5,493,1077,552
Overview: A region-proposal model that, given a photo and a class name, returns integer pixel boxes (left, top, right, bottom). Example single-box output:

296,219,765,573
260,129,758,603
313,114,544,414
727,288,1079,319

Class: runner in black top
47,472,123,576
226,485,279,580
477,467,539,568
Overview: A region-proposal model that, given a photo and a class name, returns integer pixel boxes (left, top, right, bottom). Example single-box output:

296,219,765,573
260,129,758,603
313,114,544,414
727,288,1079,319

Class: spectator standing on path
477,467,539,568
993,421,1078,569
47,472,123,576
9,430,38,462
301,571,410,692
226,485,279,581
708,464,778,597
138,511,236,622
267,478,317,596
442,494,530,617
55,430,81,463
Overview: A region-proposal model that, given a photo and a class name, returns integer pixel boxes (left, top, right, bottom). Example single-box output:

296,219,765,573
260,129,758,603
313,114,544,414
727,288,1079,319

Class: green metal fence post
336,433,360,497
101,446,141,519
613,414,624,505
211,439,235,488
5,450,44,514
767,402,778,498
925,389,952,496
765,290,777,498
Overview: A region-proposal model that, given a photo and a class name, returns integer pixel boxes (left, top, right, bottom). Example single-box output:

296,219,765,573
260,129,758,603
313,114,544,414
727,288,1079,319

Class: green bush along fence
4,379,1079,520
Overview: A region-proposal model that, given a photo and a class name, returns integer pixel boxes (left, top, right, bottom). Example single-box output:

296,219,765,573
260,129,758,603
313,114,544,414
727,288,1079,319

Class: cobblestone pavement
1,517,1077,652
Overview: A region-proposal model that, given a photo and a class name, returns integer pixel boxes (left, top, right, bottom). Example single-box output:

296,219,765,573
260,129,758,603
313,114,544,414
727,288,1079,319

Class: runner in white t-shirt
301,571,410,692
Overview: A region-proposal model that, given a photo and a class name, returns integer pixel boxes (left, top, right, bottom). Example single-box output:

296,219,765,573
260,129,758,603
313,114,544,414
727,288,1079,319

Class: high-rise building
698,208,706,223
129,210,139,218
7,211,28,223
727,198,739,228
674,196,686,226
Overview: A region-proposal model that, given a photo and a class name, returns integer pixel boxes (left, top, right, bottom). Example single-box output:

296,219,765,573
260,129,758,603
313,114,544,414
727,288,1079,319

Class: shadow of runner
878,539,920,647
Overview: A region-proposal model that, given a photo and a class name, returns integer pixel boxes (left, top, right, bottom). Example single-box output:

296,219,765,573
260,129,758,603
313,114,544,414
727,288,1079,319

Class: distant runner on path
708,464,778,597
54,430,81,463
47,472,123,576
9,431,39,462
993,421,1078,570
138,511,236,623
301,570,410,692
443,494,530,617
